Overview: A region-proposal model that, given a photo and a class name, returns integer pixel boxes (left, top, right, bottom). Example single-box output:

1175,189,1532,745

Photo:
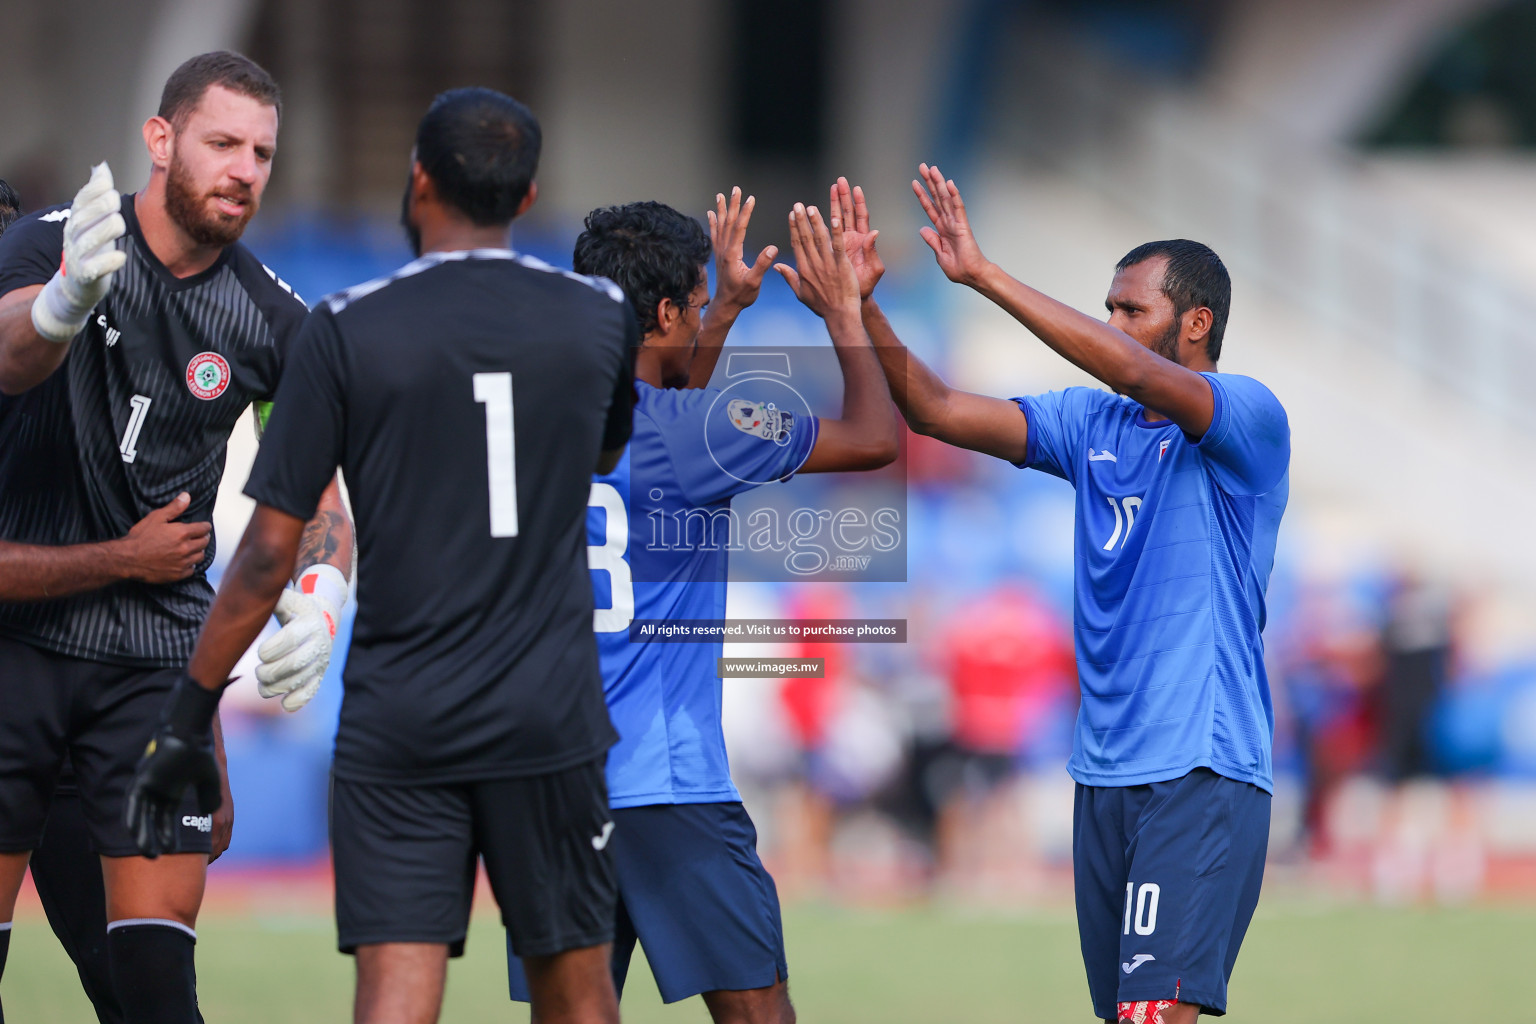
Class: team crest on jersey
726,398,794,445
185,351,231,400
1158,438,1172,460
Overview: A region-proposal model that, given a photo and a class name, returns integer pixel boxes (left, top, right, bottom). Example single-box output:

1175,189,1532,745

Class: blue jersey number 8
589,482,634,632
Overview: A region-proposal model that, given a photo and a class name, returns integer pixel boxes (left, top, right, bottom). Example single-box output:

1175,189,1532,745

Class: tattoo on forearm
296,510,345,574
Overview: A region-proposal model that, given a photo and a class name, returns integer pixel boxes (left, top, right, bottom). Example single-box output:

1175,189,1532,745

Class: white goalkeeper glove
32,163,128,343
256,564,347,712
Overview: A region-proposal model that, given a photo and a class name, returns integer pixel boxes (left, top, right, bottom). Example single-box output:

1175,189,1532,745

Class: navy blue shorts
1074,768,1269,1018
508,801,787,1004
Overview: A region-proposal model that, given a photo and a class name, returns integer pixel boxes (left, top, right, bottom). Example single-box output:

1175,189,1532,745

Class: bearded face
1150,316,1182,364
165,149,258,248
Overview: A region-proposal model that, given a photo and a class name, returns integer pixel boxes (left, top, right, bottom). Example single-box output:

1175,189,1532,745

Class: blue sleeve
655,387,819,505
1013,387,1106,486
1194,373,1289,496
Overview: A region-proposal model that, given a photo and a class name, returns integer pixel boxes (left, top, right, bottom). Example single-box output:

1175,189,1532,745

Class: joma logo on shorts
182,814,212,833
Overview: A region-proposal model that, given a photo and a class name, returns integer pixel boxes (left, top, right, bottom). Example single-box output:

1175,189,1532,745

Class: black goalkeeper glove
125,673,225,859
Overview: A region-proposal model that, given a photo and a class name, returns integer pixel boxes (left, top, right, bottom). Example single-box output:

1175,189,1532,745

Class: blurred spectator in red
780,589,851,754
774,586,853,893
928,585,1073,885
1273,583,1381,857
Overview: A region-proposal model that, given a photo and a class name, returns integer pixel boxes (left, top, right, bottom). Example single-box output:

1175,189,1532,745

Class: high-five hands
773,193,861,321
707,187,777,315
912,163,991,288
33,163,128,343
766,167,985,306
834,177,884,302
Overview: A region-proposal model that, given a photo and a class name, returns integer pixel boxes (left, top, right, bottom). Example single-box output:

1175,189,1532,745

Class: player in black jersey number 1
0,53,354,1024
130,88,632,1024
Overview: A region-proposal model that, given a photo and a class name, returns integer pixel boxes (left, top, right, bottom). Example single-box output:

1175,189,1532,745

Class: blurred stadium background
9,0,1536,1018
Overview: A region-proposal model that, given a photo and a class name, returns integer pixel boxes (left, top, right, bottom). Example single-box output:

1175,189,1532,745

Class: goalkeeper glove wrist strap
162,673,225,739
31,274,91,343
298,563,348,614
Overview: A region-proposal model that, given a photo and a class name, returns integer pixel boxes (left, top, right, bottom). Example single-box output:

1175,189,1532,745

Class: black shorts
0,635,212,857
330,758,617,958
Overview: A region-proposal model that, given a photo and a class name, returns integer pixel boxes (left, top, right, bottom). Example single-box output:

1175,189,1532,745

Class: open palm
833,177,884,301
707,186,777,312
912,163,989,286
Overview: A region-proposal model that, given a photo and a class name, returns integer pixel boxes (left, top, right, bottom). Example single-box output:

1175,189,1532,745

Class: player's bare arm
197,505,305,692
0,284,47,392
687,186,778,389
0,164,128,395
912,163,1216,437
835,176,1031,463
255,478,354,712
209,714,233,861
296,484,351,573
0,493,210,601
773,194,899,473
126,503,302,856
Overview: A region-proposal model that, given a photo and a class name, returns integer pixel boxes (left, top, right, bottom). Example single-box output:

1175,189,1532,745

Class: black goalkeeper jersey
0,195,307,667
244,249,635,782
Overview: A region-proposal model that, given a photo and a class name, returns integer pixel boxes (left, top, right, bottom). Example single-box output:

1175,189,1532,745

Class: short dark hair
1116,239,1231,361
416,88,541,226
573,202,711,337
158,51,281,130
0,179,20,236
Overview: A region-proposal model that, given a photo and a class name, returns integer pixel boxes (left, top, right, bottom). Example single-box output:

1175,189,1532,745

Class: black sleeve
0,208,66,296
243,305,348,521
256,269,310,363
601,304,638,451
235,250,312,400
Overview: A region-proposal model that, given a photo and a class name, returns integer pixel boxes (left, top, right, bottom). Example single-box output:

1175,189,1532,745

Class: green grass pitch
6,901,1528,1021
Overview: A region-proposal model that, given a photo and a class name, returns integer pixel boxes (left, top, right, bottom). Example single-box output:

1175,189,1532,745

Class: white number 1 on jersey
473,372,519,537
119,394,151,464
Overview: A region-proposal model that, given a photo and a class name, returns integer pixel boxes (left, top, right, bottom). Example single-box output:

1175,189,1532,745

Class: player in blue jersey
507,191,898,1022
845,168,1288,1024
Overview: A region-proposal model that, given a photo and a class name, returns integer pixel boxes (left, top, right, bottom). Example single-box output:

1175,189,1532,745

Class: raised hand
834,177,884,301
706,187,777,314
912,163,990,287
32,163,128,342
118,492,212,583
773,202,861,321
